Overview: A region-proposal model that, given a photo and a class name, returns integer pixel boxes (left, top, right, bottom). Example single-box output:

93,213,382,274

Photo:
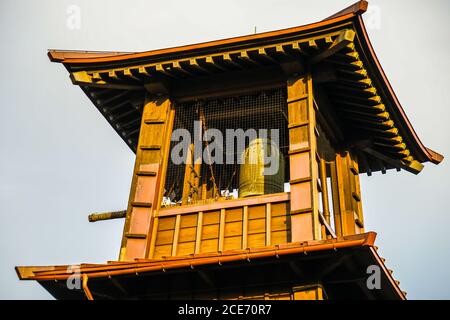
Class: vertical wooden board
291,213,313,241
219,209,225,251
290,182,312,212
319,159,331,223
271,215,289,232
148,217,159,258
171,214,181,256
139,163,160,173
176,241,196,256
203,211,220,225
293,287,323,300
140,123,165,146
248,205,266,220
271,230,290,245
329,159,343,237
247,233,266,248
155,230,175,245
289,126,309,151
266,203,271,246
224,221,243,237
180,214,198,228
248,218,266,234
153,244,172,258
289,152,311,180
134,175,157,204
288,101,308,124
178,226,197,243
271,202,289,217
242,206,248,249
128,207,152,234
223,236,242,251
124,239,148,260
139,149,162,166
225,208,243,222
201,224,220,240
200,238,218,253
158,216,177,231
195,212,203,254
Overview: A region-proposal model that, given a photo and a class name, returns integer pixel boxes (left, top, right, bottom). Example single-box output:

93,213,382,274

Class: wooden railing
149,193,290,258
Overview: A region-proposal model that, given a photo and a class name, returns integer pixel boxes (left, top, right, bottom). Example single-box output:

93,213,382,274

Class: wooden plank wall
150,201,290,259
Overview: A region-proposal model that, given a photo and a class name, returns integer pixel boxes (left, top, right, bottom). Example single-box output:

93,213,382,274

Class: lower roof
16,232,405,300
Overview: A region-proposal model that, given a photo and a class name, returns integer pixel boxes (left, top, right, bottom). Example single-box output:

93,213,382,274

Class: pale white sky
1,0,449,299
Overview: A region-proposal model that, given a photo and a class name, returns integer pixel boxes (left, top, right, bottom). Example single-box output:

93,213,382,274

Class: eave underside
16,233,405,300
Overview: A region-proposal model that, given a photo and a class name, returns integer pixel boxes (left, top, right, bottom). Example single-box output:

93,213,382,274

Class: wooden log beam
88,210,127,222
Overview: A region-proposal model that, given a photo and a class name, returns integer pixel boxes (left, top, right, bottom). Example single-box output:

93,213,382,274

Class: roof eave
353,14,443,166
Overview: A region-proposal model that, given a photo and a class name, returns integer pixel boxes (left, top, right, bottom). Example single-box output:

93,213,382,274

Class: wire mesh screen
163,88,289,206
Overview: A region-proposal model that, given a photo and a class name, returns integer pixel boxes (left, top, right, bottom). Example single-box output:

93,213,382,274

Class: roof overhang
16,232,405,300
46,1,443,174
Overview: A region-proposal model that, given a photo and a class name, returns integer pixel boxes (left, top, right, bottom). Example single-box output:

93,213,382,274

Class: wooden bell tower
17,1,443,300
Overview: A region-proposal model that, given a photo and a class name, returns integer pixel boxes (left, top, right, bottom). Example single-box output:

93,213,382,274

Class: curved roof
16,232,406,300
47,1,442,173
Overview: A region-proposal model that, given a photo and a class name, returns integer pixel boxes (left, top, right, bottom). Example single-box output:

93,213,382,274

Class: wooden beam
361,146,423,174
311,29,355,64
71,71,143,90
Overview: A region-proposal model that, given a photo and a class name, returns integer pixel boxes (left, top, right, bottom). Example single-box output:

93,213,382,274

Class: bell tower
17,1,443,300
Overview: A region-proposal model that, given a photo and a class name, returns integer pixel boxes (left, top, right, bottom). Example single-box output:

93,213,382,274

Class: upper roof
47,1,443,174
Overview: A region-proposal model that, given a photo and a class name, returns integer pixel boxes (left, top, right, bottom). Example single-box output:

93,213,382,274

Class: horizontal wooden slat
136,171,157,176
159,193,289,217
131,201,152,208
125,233,147,239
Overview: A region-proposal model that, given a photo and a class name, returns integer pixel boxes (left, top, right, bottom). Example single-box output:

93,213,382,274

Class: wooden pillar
287,73,320,241
348,151,364,233
119,96,175,261
330,150,364,237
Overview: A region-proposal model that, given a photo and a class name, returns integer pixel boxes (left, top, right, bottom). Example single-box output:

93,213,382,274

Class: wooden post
287,73,320,241
119,96,175,261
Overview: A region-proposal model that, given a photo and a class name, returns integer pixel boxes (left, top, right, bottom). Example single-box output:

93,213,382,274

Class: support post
287,73,320,241
119,96,175,261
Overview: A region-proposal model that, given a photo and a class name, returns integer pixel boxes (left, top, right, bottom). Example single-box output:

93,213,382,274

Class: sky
0,0,449,299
